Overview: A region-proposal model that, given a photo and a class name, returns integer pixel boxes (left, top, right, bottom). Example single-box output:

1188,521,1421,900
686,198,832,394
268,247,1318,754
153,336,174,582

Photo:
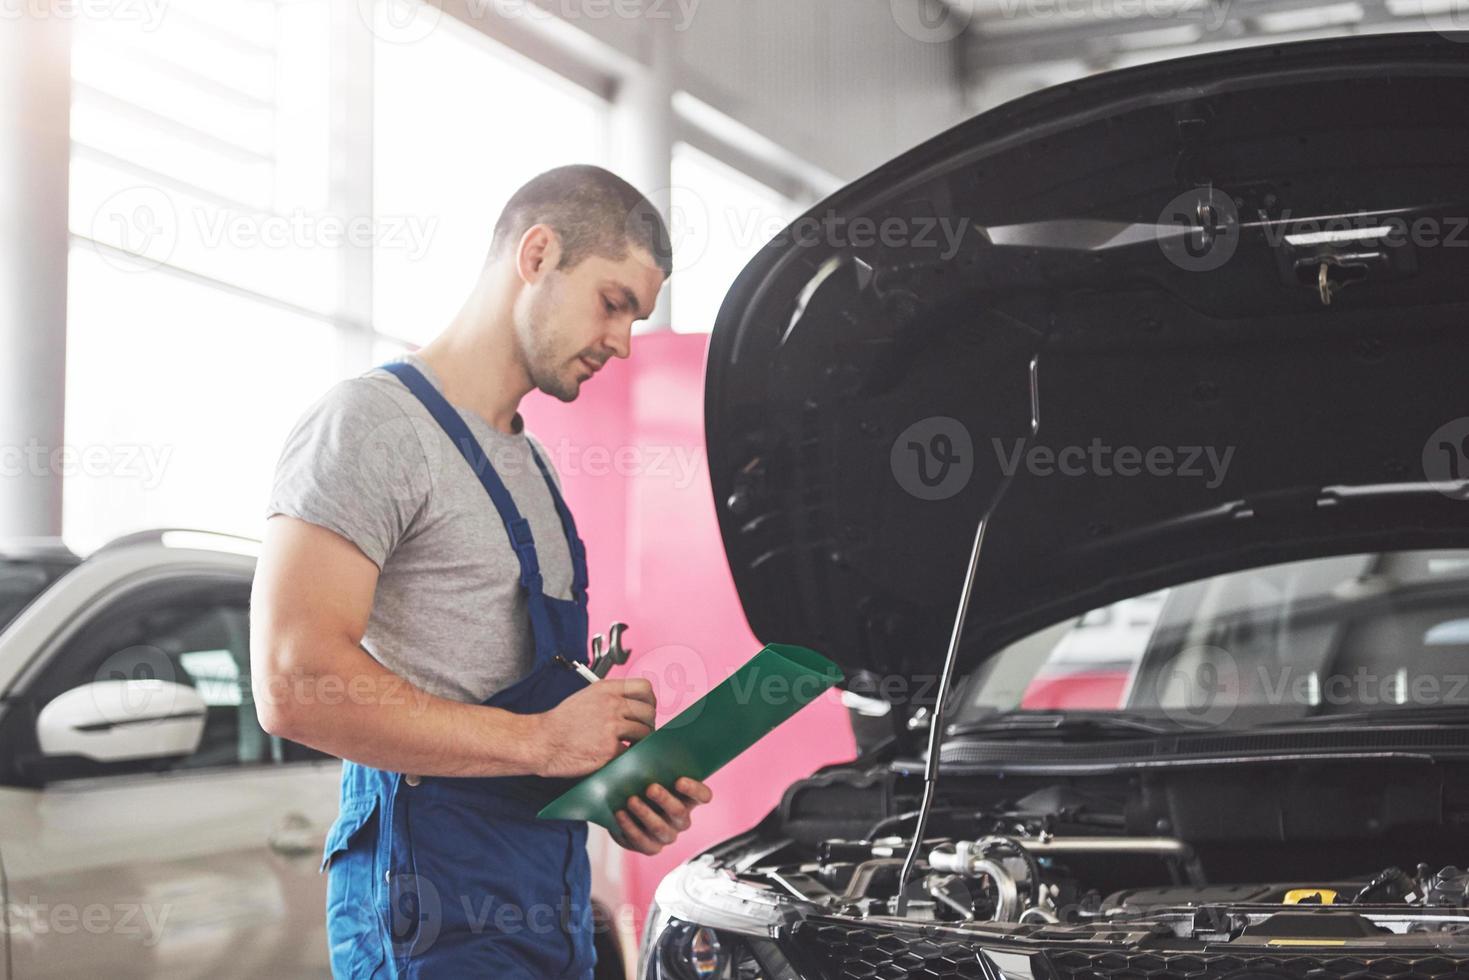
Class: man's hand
531,678,657,778
613,778,714,856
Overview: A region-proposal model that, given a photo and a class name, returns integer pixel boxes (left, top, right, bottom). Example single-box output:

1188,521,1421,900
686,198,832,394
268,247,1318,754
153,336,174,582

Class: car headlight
636,858,805,979
639,916,801,979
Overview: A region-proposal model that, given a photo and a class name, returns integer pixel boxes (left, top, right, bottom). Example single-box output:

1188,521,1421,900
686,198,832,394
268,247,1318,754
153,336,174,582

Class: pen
555,655,600,685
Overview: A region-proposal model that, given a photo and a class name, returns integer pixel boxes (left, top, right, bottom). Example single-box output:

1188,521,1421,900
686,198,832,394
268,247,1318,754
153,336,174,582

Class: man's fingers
616,718,653,743
620,697,656,729
626,794,678,844
674,777,713,805
614,808,661,855
613,678,656,706
646,784,691,829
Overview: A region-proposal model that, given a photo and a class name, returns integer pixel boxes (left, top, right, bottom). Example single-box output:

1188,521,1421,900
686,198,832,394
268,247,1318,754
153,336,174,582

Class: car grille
793,919,988,979
790,918,1469,980
1046,949,1469,980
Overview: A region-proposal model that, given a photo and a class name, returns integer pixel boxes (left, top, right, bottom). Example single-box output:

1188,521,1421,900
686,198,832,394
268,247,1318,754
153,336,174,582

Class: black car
640,31,1469,980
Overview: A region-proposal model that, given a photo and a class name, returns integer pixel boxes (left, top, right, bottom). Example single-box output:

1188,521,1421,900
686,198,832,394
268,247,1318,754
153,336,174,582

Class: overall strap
379,361,547,599
525,446,589,603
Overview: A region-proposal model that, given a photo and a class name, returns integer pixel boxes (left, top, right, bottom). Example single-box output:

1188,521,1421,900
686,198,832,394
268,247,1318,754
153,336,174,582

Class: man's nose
604,319,632,360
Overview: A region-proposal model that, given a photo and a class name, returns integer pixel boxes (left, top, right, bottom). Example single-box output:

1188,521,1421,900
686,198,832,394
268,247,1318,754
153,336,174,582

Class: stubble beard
519,283,581,404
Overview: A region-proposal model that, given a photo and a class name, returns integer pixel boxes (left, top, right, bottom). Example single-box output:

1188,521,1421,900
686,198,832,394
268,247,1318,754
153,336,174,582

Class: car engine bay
676,757,1469,977
749,823,1469,938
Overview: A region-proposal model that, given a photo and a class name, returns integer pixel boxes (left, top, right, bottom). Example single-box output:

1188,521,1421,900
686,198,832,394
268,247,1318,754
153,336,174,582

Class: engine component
1353,867,1421,905
787,817,1469,936
926,836,1043,922
1284,888,1339,905
926,873,984,920
1242,911,1393,939
1424,867,1469,907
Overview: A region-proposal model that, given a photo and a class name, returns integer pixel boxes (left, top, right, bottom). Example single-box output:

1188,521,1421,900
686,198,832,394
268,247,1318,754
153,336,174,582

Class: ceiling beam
960,0,1412,72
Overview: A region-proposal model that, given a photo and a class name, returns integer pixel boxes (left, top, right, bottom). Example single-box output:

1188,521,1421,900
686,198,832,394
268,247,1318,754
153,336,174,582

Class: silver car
0,530,631,978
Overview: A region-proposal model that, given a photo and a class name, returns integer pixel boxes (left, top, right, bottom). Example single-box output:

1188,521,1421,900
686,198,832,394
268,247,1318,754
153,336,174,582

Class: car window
0,559,70,633
4,575,328,784
959,548,1469,729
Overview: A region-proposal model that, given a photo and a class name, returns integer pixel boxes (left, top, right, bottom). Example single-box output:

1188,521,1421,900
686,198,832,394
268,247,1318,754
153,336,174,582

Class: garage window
64,0,613,553
670,142,801,334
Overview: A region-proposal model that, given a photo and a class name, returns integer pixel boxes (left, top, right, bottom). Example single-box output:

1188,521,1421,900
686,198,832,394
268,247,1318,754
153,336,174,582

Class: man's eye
603,297,616,314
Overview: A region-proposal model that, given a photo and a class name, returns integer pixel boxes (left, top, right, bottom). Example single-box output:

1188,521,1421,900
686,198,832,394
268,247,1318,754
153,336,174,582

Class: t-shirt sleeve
265,379,433,569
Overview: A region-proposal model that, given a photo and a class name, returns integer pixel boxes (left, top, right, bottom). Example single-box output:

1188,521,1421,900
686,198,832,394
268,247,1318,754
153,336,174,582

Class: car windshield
0,559,63,633
957,549,1469,730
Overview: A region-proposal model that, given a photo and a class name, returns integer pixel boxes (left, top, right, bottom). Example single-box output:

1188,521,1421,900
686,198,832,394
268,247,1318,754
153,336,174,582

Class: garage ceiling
947,0,1462,85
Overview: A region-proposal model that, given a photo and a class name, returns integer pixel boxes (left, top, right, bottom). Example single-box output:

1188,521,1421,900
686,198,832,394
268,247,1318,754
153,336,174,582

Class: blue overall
321,360,596,979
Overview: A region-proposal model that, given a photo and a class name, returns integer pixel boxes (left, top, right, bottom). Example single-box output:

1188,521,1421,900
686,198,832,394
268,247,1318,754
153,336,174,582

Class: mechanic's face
516,242,665,402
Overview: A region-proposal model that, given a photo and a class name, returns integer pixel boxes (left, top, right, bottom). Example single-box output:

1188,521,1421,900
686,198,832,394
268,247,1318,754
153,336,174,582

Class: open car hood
704,32,1469,701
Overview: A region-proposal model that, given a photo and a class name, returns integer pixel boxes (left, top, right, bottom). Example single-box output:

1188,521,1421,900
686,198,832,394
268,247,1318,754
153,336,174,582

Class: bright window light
669,143,799,334
69,0,337,314
63,248,347,556
373,18,609,346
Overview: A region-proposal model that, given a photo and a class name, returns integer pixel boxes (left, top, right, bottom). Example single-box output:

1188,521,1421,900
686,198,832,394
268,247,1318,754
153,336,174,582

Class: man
250,165,712,979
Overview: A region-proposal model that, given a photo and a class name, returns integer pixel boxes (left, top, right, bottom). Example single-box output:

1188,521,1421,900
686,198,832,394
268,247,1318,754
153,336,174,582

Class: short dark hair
488,164,673,278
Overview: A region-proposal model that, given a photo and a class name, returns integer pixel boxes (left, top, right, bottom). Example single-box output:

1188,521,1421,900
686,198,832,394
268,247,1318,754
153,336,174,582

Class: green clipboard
536,643,844,831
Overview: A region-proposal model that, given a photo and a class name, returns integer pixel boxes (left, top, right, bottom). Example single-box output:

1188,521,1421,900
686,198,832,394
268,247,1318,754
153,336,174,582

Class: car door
0,571,340,978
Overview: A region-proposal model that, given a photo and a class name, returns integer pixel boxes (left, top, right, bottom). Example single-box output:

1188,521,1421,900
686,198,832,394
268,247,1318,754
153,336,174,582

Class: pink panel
523,332,857,938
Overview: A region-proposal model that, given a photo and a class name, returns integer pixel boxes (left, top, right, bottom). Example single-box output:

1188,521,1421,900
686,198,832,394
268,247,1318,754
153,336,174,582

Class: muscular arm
249,515,653,777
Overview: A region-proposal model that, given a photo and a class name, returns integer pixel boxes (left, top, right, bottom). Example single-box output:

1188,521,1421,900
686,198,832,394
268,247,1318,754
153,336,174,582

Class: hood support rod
892,503,996,915
894,354,1040,916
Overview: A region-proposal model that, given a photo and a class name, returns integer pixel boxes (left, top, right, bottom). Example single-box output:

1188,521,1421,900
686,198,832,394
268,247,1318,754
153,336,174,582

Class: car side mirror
36,679,206,765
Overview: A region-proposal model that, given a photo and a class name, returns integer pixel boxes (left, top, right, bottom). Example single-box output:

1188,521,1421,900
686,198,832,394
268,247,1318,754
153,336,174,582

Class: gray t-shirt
265,352,574,704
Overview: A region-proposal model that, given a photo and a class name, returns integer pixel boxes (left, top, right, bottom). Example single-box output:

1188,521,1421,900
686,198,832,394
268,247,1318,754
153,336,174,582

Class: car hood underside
704,32,1469,692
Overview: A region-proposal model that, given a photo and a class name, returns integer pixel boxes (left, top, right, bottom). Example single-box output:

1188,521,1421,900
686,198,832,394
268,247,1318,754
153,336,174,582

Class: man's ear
516,224,562,284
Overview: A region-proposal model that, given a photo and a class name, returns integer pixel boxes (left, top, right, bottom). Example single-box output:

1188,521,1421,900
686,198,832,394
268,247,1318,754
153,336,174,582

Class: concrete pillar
614,6,676,331
331,0,377,371
0,12,71,539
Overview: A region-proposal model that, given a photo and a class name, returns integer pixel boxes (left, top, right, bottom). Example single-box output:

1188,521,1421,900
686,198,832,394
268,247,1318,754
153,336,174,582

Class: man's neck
415,275,533,436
